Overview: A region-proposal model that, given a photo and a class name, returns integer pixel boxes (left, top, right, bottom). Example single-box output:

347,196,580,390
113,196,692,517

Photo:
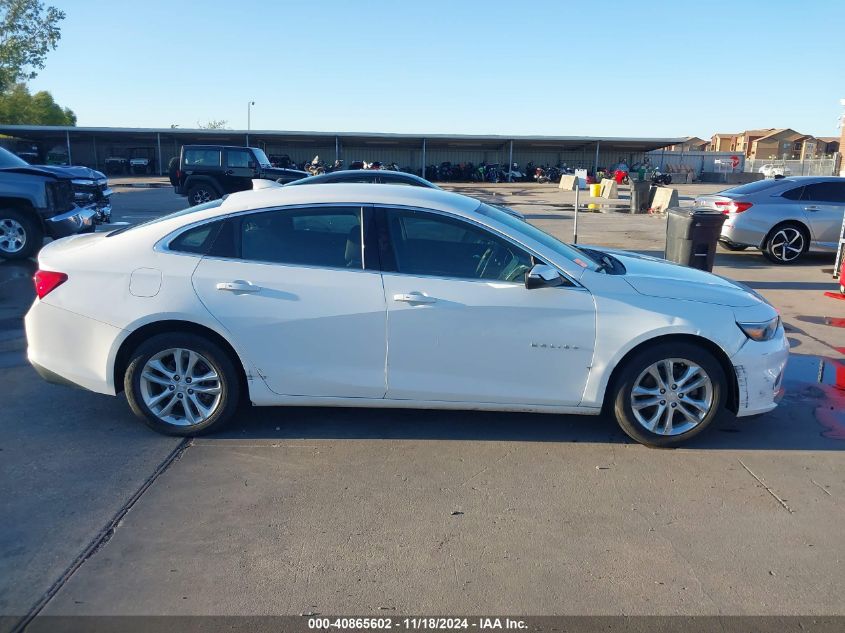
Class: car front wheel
0,209,43,260
612,342,726,447
125,333,240,436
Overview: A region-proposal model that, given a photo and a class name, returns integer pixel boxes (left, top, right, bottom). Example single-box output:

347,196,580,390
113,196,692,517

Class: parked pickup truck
174,145,307,205
0,147,97,260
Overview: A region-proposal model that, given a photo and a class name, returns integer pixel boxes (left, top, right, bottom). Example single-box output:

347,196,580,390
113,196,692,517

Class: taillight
34,270,68,299
715,201,753,214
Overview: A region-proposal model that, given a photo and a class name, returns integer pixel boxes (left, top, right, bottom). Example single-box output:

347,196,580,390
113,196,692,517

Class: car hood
31,165,107,180
596,248,762,307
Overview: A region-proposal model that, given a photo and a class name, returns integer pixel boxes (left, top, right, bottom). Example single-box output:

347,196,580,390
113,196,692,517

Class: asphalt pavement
1,184,843,630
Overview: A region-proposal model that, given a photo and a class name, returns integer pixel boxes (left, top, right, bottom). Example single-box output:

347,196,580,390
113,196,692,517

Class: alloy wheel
191,189,212,205
769,227,804,262
629,358,714,436
0,218,26,254
139,348,223,426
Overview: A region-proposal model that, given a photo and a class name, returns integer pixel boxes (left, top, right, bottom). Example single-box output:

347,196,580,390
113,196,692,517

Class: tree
0,0,65,92
0,81,75,124
197,119,229,130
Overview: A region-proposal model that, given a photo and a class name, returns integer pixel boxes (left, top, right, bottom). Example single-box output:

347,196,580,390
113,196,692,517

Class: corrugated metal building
0,125,681,176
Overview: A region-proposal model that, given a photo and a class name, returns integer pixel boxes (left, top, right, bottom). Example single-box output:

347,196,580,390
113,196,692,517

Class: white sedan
25,184,788,447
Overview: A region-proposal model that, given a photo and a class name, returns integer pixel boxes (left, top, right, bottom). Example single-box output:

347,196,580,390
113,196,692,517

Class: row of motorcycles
269,154,673,186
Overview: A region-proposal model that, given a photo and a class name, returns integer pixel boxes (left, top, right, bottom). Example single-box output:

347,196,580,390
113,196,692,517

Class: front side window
385,209,533,282
184,149,221,167
238,206,364,269
226,149,253,169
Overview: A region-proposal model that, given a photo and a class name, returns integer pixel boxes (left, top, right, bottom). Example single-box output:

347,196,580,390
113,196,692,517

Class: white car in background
25,185,788,447
758,163,792,178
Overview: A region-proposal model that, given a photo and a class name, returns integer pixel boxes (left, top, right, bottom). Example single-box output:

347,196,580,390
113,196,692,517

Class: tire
124,333,241,436
719,240,749,251
0,208,43,260
186,183,220,206
611,342,727,447
762,222,808,265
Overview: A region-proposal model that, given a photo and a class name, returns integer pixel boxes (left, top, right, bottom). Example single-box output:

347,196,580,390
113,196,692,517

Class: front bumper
731,326,790,416
44,205,97,239
80,200,112,223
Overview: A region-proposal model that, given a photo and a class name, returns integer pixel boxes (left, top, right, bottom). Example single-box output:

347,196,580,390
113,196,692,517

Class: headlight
71,179,95,186
737,316,780,341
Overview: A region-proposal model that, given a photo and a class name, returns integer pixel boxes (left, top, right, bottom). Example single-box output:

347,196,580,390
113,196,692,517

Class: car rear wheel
762,222,808,264
187,184,219,205
612,342,726,447
125,333,240,436
0,209,42,260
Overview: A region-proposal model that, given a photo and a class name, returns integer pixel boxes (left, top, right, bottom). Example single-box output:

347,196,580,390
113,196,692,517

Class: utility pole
246,101,255,146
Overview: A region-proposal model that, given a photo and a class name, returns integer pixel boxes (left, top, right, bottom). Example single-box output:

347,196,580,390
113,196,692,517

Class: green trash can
664,207,726,272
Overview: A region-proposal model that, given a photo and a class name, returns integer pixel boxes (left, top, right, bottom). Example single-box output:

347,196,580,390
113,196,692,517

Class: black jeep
174,145,307,205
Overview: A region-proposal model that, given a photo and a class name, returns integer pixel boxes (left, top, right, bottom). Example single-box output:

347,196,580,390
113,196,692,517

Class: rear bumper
25,300,122,395
731,326,790,416
720,222,763,248
44,205,97,239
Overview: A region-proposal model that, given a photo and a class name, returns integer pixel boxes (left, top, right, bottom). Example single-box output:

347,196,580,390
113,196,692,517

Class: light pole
246,101,255,146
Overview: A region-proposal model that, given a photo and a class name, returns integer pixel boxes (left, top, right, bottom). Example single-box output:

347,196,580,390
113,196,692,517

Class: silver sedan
695,177,845,264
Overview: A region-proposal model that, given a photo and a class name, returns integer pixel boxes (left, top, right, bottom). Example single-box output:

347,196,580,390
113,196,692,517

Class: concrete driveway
1,184,843,631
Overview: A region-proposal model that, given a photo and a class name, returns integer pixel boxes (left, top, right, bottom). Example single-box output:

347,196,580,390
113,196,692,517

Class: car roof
182,145,259,151
776,176,845,184
218,182,480,216
287,170,437,187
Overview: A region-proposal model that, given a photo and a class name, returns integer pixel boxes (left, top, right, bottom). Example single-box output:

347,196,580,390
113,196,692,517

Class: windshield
476,203,600,271
0,147,30,168
719,179,782,196
107,199,224,237
252,148,272,168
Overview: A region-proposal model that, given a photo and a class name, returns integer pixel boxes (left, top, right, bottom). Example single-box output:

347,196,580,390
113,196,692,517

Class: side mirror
248,160,257,169
525,264,564,289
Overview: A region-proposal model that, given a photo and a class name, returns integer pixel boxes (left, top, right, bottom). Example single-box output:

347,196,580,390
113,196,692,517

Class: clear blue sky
29,0,845,138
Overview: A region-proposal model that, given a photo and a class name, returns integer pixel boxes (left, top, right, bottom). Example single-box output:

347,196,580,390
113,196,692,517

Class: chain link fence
744,157,839,177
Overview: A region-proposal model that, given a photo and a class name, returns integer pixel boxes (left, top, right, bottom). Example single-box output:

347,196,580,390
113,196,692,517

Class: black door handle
224,169,233,176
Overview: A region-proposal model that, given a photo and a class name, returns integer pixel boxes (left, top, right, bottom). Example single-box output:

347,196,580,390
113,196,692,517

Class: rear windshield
107,200,224,237
719,180,782,196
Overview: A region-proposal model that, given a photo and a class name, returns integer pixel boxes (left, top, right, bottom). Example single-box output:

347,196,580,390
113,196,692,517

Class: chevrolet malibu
25,184,788,447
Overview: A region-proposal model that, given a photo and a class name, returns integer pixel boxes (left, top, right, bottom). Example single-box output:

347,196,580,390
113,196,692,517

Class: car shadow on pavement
212,385,843,453
716,251,835,270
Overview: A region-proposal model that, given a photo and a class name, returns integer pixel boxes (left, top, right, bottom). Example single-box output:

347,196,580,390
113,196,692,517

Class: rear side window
781,186,804,200
168,220,224,254
720,180,781,195
184,149,221,167
801,182,845,203
238,206,364,268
